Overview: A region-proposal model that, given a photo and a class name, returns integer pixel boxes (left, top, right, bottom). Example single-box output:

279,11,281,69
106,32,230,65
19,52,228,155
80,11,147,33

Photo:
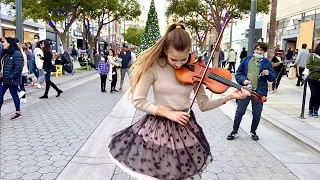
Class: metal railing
298,69,320,119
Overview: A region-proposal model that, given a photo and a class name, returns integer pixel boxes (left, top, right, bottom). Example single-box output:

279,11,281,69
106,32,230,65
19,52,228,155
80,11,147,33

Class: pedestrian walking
39,40,63,99
294,44,310,86
98,53,109,92
240,47,248,63
107,49,121,93
108,23,250,180
227,42,276,141
34,41,45,88
228,49,236,73
271,51,285,93
19,43,29,103
0,37,24,120
306,43,320,118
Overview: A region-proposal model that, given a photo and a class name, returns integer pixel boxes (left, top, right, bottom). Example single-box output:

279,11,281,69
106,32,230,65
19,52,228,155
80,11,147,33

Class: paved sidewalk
57,89,302,180
0,78,124,180
218,75,320,156
3,70,97,103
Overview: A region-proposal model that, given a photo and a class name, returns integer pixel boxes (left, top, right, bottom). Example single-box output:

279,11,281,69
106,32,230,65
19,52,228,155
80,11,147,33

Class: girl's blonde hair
129,23,191,94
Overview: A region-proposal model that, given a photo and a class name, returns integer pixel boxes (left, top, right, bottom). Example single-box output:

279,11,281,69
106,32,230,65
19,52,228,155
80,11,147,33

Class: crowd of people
0,35,62,120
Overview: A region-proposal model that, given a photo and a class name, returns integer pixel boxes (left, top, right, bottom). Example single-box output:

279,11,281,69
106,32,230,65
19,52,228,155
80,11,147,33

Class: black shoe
227,131,238,140
39,95,48,99
56,90,63,97
10,113,22,120
250,132,259,141
296,84,300,86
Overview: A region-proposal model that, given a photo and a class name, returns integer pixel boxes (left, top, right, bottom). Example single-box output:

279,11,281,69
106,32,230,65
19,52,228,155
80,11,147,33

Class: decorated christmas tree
138,0,161,53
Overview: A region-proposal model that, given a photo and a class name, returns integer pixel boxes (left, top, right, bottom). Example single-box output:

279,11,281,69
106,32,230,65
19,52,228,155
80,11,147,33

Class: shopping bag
288,66,297,79
224,63,230,70
72,60,81,69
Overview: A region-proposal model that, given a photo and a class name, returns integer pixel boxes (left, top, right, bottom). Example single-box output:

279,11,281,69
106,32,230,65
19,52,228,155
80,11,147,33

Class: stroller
61,51,74,74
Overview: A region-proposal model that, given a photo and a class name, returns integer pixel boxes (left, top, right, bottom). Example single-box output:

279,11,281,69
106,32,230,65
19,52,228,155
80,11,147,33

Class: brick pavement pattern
111,92,299,180
0,78,123,180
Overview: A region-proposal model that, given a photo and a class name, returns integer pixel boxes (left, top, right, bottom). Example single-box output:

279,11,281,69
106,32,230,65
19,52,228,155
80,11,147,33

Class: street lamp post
229,21,233,49
16,0,23,42
248,0,257,55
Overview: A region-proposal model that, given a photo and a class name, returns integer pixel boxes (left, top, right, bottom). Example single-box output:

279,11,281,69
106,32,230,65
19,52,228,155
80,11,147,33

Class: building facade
0,3,46,43
265,0,320,51
222,14,265,56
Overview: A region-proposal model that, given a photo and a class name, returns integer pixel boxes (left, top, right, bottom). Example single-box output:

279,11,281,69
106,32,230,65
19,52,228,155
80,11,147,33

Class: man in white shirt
294,44,310,86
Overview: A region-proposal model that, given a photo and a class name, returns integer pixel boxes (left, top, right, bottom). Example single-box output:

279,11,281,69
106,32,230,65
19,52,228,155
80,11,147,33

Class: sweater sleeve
306,54,320,71
132,69,159,115
194,84,225,112
108,56,120,66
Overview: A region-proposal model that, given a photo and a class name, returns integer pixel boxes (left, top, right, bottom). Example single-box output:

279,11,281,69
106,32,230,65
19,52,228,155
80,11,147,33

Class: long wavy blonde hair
129,23,191,95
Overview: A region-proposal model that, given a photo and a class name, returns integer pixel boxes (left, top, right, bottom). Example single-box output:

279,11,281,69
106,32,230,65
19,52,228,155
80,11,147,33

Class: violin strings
208,72,240,89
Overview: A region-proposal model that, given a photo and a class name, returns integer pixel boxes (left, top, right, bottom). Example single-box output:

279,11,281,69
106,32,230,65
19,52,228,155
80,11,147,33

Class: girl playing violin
108,24,250,180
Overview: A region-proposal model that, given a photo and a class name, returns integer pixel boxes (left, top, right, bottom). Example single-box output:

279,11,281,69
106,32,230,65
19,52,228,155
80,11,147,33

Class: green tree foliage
166,0,270,66
123,27,144,46
166,0,270,34
81,0,141,62
139,0,161,53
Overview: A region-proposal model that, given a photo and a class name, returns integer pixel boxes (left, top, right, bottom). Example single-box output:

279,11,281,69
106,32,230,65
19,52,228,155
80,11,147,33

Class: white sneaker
20,98,27,103
37,84,42,89
19,91,26,99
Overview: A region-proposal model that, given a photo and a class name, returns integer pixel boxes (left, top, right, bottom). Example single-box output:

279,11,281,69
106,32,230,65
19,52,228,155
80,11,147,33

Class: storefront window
305,10,316,21
277,20,284,29
316,9,320,20
314,19,320,48
283,15,301,36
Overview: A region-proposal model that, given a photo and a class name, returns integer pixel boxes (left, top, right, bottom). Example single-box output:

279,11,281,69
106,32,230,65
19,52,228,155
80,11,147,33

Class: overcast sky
138,0,168,35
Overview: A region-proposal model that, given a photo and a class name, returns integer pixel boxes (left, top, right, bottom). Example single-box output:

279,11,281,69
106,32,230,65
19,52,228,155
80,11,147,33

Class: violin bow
188,17,231,114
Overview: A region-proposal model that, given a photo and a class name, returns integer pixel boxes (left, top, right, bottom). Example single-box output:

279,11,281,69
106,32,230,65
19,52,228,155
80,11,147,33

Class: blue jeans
31,61,39,78
0,83,20,111
233,96,263,133
45,69,52,81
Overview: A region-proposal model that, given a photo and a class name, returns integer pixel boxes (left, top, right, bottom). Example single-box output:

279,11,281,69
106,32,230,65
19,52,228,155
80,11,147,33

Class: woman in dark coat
39,40,63,99
271,51,285,93
0,37,24,120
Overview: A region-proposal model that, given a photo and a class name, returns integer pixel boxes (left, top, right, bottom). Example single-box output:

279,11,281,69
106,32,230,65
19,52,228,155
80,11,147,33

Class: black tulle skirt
108,111,213,180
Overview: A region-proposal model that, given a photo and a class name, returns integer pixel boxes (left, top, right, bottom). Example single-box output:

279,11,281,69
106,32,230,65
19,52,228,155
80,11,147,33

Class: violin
175,54,267,103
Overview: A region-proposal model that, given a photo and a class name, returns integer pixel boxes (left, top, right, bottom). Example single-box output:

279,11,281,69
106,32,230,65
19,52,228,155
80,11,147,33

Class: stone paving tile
0,78,123,180
111,91,299,180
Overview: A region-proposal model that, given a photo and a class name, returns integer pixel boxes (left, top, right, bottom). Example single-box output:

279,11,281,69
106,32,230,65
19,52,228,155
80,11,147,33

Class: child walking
98,53,109,92
108,24,250,180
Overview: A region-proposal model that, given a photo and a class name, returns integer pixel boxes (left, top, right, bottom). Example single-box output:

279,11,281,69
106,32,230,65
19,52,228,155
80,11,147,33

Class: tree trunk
267,0,278,61
59,35,67,52
213,31,221,68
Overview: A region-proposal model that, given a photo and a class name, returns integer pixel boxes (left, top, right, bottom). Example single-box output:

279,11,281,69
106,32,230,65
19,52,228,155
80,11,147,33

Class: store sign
73,30,82,37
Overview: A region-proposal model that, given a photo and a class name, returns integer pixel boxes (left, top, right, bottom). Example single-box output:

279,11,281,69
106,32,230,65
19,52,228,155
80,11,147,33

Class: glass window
277,20,284,29
305,10,316,21
316,9,320,20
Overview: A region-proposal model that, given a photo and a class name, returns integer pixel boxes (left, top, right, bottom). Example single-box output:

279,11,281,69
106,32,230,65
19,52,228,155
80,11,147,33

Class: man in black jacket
240,47,247,63
118,44,135,92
